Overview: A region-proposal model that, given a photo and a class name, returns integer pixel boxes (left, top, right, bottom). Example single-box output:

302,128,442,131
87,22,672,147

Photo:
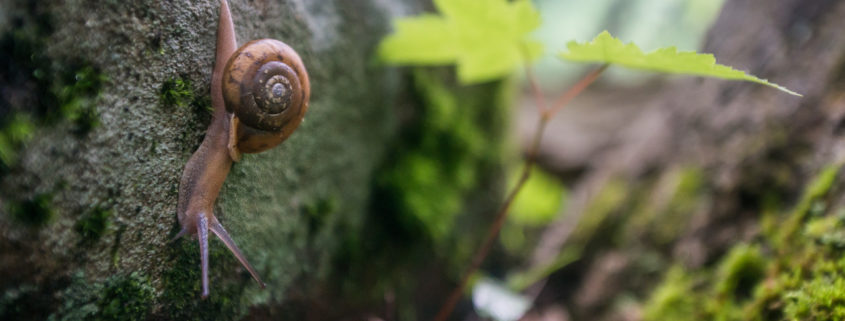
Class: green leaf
510,166,566,226
378,0,543,84
559,31,801,96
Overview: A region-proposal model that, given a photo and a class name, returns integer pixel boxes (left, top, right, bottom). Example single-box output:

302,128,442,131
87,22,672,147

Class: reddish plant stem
525,66,549,113
547,64,608,117
432,65,608,321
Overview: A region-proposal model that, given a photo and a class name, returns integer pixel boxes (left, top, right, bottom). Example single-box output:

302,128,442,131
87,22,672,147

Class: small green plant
160,77,195,108
377,0,800,319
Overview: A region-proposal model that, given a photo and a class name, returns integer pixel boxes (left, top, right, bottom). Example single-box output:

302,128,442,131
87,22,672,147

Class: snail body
173,0,310,298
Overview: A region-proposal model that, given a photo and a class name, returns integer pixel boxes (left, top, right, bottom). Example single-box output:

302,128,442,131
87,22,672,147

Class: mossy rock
0,0,506,319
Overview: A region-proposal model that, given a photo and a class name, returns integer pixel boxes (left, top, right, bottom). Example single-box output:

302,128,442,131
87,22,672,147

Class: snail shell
222,39,311,154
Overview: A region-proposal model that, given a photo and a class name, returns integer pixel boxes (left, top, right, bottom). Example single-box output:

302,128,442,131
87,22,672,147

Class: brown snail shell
222,39,310,154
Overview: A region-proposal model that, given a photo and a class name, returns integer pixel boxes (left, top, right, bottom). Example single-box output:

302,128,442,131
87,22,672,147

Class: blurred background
2,0,843,320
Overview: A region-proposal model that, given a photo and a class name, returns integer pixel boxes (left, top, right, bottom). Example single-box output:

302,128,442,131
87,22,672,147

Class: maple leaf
379,0,543,84
560,31,800,96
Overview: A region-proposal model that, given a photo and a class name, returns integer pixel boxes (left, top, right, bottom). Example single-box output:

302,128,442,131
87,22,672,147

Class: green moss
642,266,698,321
159,239,247,320
0,8,105,169
8,193,55,227
74,206,112,245
783,271,845,320
713,244,765,301
0,114,35,166
160,78,195,109
48,272,100,321
804,209,845,248
95,272,155,321
638,162,845,321
302,196,337,236
641,245,763,321
779,164,841,244
59,66,106,136
45,271,153,321
0,29,105,129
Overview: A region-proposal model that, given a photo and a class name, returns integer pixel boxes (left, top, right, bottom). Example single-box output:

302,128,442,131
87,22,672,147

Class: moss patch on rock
74,206,112,245
158,239,249,320
95,272,155,321
641,164,845,321
160,77,193,108
45,271,154,321
7,192,55,227
0,3,105,170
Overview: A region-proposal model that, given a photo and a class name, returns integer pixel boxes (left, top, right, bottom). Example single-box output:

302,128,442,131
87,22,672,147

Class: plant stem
547,64,608,117
525,66,549,113
432,65,608,321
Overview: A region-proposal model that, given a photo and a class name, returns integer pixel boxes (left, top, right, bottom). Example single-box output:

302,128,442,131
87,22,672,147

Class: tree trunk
522,0,845,320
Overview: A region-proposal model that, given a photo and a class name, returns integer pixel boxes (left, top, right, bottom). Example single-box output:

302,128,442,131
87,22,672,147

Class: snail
171,0,310,298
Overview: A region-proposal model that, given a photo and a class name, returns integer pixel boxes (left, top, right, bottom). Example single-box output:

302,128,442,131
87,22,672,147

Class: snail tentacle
209,218,267,288
198,215,210,299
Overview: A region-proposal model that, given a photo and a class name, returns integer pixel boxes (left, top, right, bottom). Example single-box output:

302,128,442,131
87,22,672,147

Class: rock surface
0,0,425,319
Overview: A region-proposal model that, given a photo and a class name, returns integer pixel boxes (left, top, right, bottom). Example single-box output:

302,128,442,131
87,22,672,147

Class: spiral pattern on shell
222,39,310,153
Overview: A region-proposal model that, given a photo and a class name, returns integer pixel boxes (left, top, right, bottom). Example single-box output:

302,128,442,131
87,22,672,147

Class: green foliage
509,167,566,226
501,167,566,255
378,0,543,84
374,70,509,240
559,31,800,96
380,3,798,95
